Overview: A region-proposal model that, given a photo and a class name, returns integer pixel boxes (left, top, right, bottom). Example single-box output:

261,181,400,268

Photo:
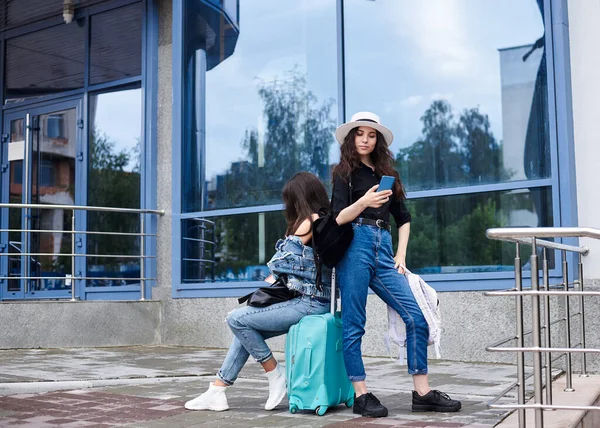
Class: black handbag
312,177,354,270
238,275,299,307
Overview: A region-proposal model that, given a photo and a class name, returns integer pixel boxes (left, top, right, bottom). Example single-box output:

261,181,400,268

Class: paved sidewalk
0,346,518,427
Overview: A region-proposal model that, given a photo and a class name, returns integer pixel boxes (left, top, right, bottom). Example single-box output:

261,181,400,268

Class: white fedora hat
335,111,394,146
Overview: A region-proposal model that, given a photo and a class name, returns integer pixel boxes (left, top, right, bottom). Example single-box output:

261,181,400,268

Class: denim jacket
266,235,331,300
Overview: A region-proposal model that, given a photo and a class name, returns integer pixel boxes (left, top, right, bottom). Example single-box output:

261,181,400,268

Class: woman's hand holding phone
361,184,392,209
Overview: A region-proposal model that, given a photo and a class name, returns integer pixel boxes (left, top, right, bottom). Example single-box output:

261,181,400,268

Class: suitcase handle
304,347,312,378
330,268,338,315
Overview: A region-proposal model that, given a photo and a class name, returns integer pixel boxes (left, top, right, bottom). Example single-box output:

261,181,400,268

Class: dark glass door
1,100,81,299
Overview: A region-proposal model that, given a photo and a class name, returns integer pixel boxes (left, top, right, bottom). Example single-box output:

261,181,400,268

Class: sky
92,88,142,172
202,0,545,183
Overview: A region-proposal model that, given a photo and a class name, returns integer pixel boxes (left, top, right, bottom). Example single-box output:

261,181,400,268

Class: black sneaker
353,392,388,418
412,390,461,412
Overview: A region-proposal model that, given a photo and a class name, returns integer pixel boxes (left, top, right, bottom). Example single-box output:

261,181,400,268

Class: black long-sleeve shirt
331,163,411,227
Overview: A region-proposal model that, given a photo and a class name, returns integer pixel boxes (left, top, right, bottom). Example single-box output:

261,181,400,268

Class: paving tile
0,347,518,428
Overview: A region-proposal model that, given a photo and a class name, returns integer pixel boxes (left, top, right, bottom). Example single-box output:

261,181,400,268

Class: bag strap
316,174,353,292
349,175,353,204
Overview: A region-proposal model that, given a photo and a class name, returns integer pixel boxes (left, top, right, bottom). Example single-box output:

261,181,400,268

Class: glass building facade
174,0,568,297
0,0,577,300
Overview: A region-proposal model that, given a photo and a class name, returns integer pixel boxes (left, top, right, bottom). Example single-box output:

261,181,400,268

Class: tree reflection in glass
87,89,141,287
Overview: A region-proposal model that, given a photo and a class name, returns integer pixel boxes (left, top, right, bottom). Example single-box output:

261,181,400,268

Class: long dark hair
332,127,406,199
282,172,330,236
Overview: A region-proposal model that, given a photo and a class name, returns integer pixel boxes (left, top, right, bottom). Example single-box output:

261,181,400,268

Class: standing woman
332,112,461,418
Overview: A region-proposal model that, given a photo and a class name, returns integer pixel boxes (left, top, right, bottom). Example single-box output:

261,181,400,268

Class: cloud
391,0,473,78
429,92,454,102
399,95,424,107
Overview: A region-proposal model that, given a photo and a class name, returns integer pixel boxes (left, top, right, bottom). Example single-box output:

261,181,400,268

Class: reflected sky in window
201,0,548,192
344,0,548,186
91,88,142,173
203,0,338,182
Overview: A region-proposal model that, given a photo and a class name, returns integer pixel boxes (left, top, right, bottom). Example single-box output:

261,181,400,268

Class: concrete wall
2,283,597,374
570,0,600,279
159,278,600,372
0,301,161,349
158,291,535,366
155,0,174,306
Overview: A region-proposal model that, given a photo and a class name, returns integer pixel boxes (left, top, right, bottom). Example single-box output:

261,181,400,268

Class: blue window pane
90,3,143,85
87,88,142,286
12,161,22,185
29,108,78,292
182,211,286,284
39,160,55,187
46,115,64,139
222,0,238,23
397,187,553,274
181,0,338,212
344,0,550,191
5,21,84,104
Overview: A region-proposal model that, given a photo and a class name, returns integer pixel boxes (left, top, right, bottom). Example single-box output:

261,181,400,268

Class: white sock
264,364,287,411
184,382,229,411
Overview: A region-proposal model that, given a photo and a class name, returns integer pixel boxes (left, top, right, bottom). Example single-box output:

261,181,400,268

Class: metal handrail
183,218,217,282
0,253,154,259
488,235,589,255
0,202,164,301
487,226,600,240
0,276,155,281
0,202,164,215
0,229,156,237
485,227,599,427
487,290,600,297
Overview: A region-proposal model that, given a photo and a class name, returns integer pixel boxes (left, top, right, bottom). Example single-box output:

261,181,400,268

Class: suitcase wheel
289,404,298,414
345,398,354,408
316,405,328,416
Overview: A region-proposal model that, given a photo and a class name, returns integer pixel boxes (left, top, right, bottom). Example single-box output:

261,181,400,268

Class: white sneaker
184,382,229,411
264,364,287,411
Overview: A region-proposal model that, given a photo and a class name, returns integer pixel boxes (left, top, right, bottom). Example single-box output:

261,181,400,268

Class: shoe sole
184,403,229,412
412,403,462,413
353,407,389,418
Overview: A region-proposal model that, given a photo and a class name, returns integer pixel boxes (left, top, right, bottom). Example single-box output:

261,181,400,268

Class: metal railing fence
0,202,164,301
485,227,600,427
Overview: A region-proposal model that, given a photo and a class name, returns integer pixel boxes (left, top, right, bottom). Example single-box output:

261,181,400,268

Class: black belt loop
354,217,391,232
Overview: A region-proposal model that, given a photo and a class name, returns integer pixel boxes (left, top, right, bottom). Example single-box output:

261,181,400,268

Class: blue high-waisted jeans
217,294,329,385
337,223,429,381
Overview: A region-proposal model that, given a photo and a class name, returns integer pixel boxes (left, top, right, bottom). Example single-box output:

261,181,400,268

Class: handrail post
71,210,76,301
542,248,553,407
563,250,574,392
140,214,145,301
23,113,31,295
578,253,588,377
530,238,544,427
515,243,526,428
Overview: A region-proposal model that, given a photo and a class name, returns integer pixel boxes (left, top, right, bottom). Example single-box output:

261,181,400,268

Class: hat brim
335,121,394,147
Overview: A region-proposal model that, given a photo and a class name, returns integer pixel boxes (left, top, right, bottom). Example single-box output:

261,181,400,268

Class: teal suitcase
285,269,355,416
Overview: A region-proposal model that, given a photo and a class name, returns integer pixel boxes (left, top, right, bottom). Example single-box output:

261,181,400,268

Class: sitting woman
185,171,331,412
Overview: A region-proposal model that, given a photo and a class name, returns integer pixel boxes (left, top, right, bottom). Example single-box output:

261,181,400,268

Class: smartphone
378,175,395,192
